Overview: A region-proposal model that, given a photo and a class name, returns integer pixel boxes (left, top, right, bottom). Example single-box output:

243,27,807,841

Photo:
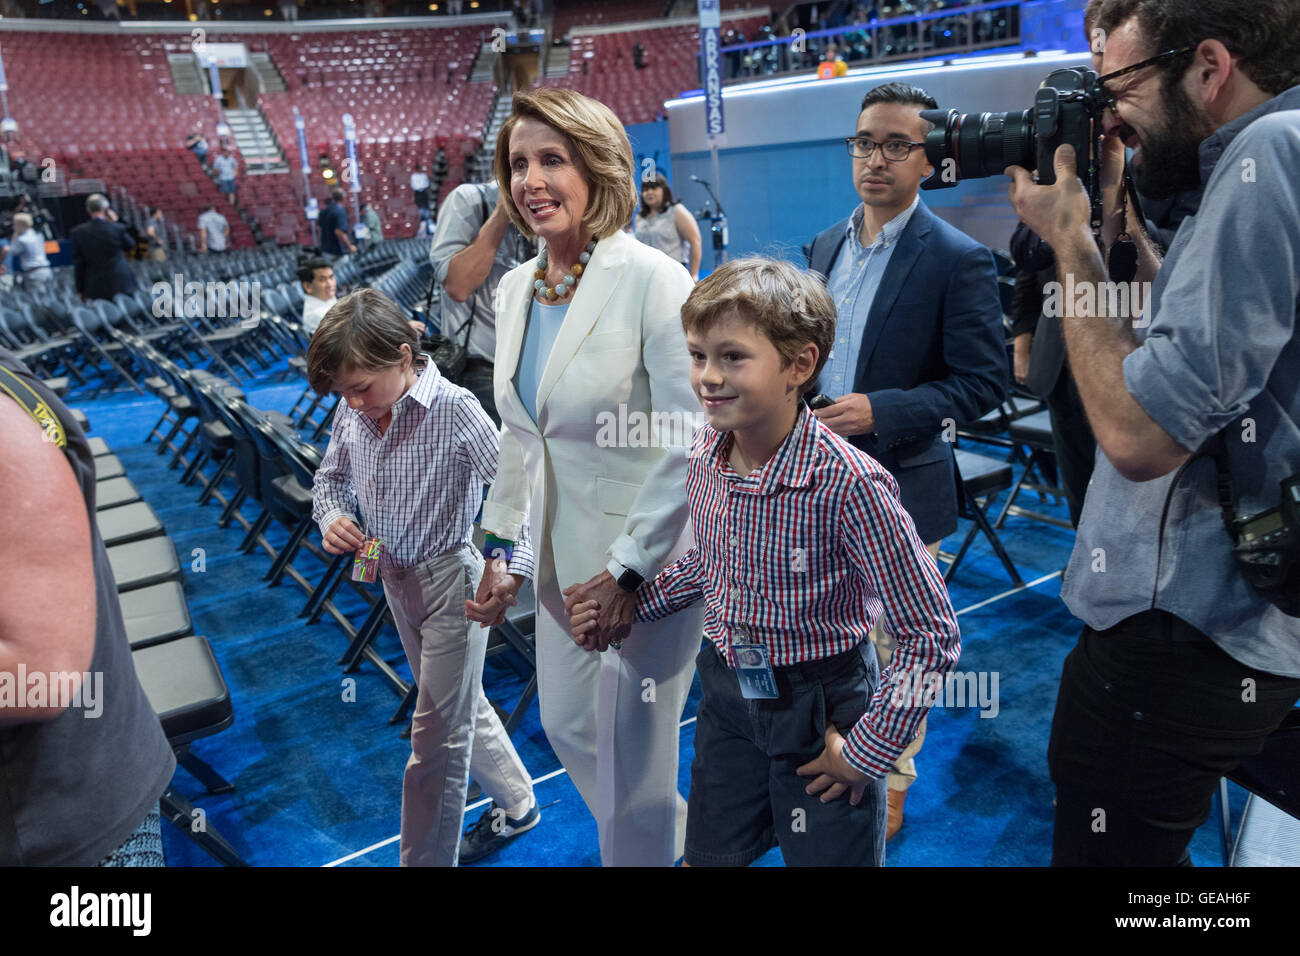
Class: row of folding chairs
68,393,247,867
120,332,419,726
119,327,543,749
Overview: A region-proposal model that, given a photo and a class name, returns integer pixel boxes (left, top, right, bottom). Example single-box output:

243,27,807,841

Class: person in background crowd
633,172,702,282
806,81,1007,840
429,179,536,425
299,256,337,337
145,207,168,263
362,202,384,246
411,168,431,213
197,203,230,254
817,42,849,79
319,189,356,261
185,126,209,169
9,213,53,299
70,194,136,301
213,147,240,206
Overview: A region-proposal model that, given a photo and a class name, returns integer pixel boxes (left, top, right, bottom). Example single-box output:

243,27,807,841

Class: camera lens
921,108,1035,184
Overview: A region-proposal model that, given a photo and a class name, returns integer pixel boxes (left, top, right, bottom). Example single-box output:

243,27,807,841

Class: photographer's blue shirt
1062,85,1300,676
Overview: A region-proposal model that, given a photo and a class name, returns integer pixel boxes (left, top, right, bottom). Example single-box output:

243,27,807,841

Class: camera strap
1105,170,1141,283
1210,426,1242,541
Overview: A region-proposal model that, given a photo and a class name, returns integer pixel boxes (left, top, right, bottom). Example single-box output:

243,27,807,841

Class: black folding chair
1219,708,1300,866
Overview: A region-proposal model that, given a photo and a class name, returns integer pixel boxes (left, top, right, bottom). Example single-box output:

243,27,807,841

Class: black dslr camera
1228,474,1300,617
918,67,1105,190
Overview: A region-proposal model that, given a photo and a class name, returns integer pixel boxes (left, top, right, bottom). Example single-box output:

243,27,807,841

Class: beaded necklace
534,238,597,301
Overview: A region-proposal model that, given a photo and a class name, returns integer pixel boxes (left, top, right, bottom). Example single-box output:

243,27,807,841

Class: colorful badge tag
732,643,779,700
352,537,382,582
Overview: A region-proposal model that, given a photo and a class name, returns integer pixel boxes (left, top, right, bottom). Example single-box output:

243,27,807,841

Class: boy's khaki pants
382,544,533,866
868,540,943,792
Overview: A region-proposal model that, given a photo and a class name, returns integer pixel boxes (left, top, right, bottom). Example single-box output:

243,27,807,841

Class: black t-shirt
0,349,176,864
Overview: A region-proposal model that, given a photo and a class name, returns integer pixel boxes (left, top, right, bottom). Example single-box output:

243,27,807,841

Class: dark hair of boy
307,288,420,396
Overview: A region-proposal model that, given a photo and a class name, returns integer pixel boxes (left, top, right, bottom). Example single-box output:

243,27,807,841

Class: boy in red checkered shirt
568,257,960,865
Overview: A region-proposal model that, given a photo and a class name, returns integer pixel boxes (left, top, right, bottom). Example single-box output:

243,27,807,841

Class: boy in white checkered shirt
309,289,539,866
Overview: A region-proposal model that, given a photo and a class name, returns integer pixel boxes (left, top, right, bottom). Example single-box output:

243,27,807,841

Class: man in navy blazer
69,194,138,302
807,82,1007,838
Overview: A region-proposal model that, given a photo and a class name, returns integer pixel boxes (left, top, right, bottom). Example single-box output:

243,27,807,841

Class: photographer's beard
1127,78,1215,200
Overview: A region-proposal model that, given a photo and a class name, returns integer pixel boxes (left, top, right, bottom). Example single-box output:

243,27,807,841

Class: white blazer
482,229,698,596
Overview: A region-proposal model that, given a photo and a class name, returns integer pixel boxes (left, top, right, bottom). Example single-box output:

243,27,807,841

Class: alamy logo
594,405,711,456
0,667,103,718
152,276,262,327
1043,275,1152,327
890,668,1000,718
50,886,151,936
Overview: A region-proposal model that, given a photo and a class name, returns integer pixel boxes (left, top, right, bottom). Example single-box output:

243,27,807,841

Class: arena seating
552,0,668,40
544,16,769,125
1,24,497,250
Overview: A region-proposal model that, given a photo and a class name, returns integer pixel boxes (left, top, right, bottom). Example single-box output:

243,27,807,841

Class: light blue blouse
515,297,571,424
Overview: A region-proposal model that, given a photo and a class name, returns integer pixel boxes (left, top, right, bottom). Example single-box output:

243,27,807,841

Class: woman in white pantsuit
465,88,703,866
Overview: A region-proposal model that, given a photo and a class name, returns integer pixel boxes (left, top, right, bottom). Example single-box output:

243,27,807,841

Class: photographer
1006,0,1300,866
428,180,534,425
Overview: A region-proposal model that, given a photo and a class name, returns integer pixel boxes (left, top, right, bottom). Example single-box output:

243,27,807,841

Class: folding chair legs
145,406,175,443
218,487,247,528
311,399,339,441
159,787,248,867
179,747,237,796
181,448,210,486
265,516,313,586
302,551,350,620
1218,778,1233,866
295,392,326,429
198,456,234,505
340,597,391,672
948,490,1024,587
390,683,417,727
169,425,201,470
238,509,273,553
157,415,189,456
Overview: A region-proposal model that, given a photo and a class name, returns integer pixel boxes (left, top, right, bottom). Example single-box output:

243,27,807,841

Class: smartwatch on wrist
616,567,644,593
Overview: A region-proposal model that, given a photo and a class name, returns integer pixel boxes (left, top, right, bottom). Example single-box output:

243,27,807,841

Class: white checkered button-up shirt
635,402,961,777
312,355,535,577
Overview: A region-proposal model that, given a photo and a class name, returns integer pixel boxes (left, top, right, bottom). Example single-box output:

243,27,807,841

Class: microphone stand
691,176,728,270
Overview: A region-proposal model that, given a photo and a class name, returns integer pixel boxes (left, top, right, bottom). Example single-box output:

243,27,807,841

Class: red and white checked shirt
635,402,961,777
312,355,534,576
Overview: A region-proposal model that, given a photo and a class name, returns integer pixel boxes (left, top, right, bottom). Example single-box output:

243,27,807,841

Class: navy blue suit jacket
70,219,137,301
807,201,1007,542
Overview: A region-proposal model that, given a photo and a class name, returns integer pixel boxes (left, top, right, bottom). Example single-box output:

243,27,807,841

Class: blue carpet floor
70,366,1247,867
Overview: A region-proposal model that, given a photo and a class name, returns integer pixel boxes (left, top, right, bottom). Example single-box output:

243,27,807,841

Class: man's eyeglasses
845,137,926,161
1097,45,1196,109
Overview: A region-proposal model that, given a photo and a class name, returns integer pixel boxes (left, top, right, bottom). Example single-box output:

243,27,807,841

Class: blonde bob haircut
494,87,638,240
